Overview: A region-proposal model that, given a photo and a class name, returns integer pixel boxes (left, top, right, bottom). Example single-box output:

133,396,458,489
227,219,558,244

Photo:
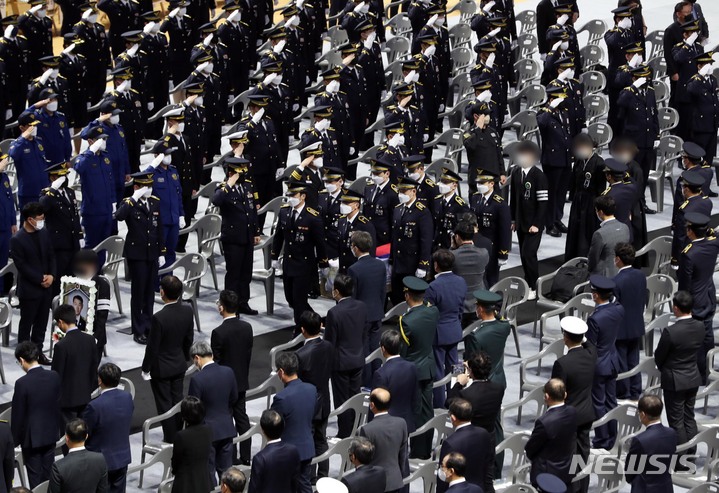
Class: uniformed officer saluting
336,189,376,272
463,101,504,193
389,177,433,304
115,170,165,345
271,182,329,329
9,112,49,213
432,167,468,250
212,156,261,316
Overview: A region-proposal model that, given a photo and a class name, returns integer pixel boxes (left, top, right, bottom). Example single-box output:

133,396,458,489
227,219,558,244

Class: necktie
371,186,379,204
290,209,298,228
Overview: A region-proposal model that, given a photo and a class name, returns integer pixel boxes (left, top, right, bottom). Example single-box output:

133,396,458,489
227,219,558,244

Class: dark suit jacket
525,404,578,487
188,363,238,442
83,388,134,471
296,338,334,421
142,301,195,378
9,227,56,300
425,272,467,346
11,366,61,449
325,298,368,371
51,329,99,409
372,357,419,433
348,254,387,323
654,317,705,391
48,448,109,493
271,379,317,461
358,413,409,491
613,267,648,340
341,464,387,493
211,317,253,392
249,441,301,493
171,424,212,493
0,423,14,493
552,344,596,426
446,482,484,493
437,424,494,493
446,380,504,434
624,423,677,493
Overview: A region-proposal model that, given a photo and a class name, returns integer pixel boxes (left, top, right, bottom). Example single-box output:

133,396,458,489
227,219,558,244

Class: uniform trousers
128,259,157,337
544,167,571,227
410,379,434,459
222,242,253,303
664,387,698,449
635,147,655,192
332,367,363,438
23,444,54,489
591,374,617,449
432,343,458,408
284,273,314,325
161,223,180,270
150,374,184,443
18,291,52,351
615,338,642,399
517,230,542,289
209,437,233,487
82,214,113,266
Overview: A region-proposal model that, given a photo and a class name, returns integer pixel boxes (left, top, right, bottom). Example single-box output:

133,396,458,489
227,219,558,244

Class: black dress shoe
643,205,657,214
238,303,258,316
709,191,719,198
555,222,569,233
547,226,562,237
38,353,52,366
134,334,147,345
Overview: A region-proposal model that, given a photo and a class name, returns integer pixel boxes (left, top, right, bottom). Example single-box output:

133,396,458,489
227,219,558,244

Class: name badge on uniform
157,177,165,183
482,213,491,228
524,182,531,199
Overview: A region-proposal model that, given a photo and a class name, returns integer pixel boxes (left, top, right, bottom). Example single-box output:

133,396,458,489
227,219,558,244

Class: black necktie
290,209,298,228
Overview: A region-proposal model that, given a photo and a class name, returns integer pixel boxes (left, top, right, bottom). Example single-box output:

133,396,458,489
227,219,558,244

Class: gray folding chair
648,135,683,211
501,385,546,427
576,19,608,46
384,36,410,64
648,56,668,80
508,84,546,117
658,106,679,136
580,44,605,71
586,122,613,151
515,10,536,35
646,30,665,59
514,58,541,90
490,276,529,357
502,110,539,143
653,79,670,107
448,23,472,50
178,213,222,290
579,70,606,96
92,235,125,314
583,94,609,125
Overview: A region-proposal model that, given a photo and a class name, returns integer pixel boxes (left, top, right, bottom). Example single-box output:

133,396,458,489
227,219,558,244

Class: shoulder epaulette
130,88,140,94
280,203,291,208
434,193,443,199
390,184,399,193
424,178,435,186
358,215,369,223
123,197,133,204
455,195,466,206
306,207,320,216
416,202,426,210
492,194,504,203
150,195,160,201
691,73,703,82
41,187,53,195
679,200,689,210
682,243,693,254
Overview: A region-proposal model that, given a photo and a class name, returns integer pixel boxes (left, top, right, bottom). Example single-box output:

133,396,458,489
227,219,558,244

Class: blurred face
678,5,692,23
73,298,83,316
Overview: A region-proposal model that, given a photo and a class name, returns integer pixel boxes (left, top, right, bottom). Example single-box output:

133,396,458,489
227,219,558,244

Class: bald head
544,378,566,405
370,388,391,413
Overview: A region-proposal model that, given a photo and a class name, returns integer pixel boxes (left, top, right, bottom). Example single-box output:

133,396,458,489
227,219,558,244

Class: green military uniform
398,276,439,460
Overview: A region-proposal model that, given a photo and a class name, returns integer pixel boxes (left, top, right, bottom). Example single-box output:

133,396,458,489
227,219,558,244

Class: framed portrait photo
60,276,97,332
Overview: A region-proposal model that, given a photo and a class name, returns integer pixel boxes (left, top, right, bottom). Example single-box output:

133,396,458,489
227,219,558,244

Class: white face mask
618,17,632,30
287,196,300,207
109,114,120,125
227,10,241,23
162,155,172,165
398,193,410,204
477,184,490,194
389,133,404,147
29,126,38,138
325,183,338,193
360,2,369,12
560,41,569,51
564,68,575,80
326,80,340,94
201,62,214,74
47,101,58,112
272,74,283,86
517,154,534,168
340,203,353,215
408,171,422,181
143,187,153,198
176,122,185,133
574,147,593,160
700,64,713,76
312,157,323,168
36,9,47,18
438,182,452,195
178,7,186,16
274,39,286,52
371,174,385,185
32,218,45,230
629,53,643,67
436,16,445,25
437,468,447,483
194,95,204,106
315,118,330,132
117,80,131,92
90,138,106,153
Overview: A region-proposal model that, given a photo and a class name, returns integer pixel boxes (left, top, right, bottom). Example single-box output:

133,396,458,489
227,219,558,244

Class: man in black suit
341,437,386,493
12,342,61,489
51,304,99,424
347,231,387,386
211,290,254,466
525,378,578,489
372,330,419,433
551,316,596,493
654,290,705,453
189,340,239,487
325,274,368,438
249,410,301,493
141,275,194,444
358,388,409,493
10,202,56,364
438,452,483,493
0,419,12,493
624,395,677,493
49,418,108,493
296,311,333,481
438,400,494,493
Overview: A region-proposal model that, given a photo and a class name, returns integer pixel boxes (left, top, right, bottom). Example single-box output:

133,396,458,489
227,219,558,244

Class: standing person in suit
341,437,387,493
425,249,467,406
141,275,194,444
0,417,12,493
271,352,317,493
613,243,647,401
12,342,61,489
210,290,253,466
249,410,301,493
10,202,56,364
624,395,678,493
171,397,213,493
188,341,239,487
51,304,100,423
654,290,705,455
551,317,595,493
347,231,387,386
372,330,419,432
397,276,438,459
295,312,333,482
588,196,630,277
586,275,624,451
325,275,368,438
48,419,108,493
358,388,409,493
83,363,134,493
525,379,578,489
437,452,484,493
438,400,494,493
451,220,489,327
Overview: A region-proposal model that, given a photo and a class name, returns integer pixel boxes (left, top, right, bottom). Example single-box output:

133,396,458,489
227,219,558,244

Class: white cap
316,478,348,493
300,141,322,153
560,316,587,335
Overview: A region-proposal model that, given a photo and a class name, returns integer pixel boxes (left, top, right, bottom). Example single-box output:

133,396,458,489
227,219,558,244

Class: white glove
251,107,265,124
415,268,427,278
292,103,300,111
618,17,632,30
557,14,568,26
353,1,365,13
262,73,277,86
551,40,562,52
273,39,286,54
686,32,699,45
297,0,305,8
487,27,500,38
5,109,12,120
287,15,300,27
653,140,660,149
158,256,166,266
320,267,330,277
51,176,66,190
141,372,151,381
79,239,85,248
203,33,213,47
423,133,429,141
169,7,180,17
147,102,154,111
478,89,492,102
39,68,53,85
149,154,163,169
349,146,355,154
426,14,438,27
272,259,281,270
62,43,76,55
179,217,186,228
126,44,139,57
482,0,495,13
132,188,145,201
550,97,564,108
558,69,569,81
633,77,647,88
275,167,285,180
3,26,13,40
82,8,94,20
143,22,155,34
498,259,507,266
485,52,496,69
423,45,436,57
628,53,642,68
438,104,445,112
328,258,340,269
404,70,417,84
671,264,679,271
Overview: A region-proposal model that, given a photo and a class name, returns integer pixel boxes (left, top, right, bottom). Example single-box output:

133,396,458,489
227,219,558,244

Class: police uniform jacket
364,181,399,246
289,165,324,209
390,199,433,275
386,103,428,156
160,15,194,83
604,27,635,72
672,41,702,104
271,204,329,276
470,191,511,261
510,165,548,232
688,71,719,134
537,106,572,168
114,195,165,260
19,14,53,76
59,52,89,127
300,127,342,170
74,150,115,217
586,302,624,376
39,185,82,251
242,115,282,175
163,132,197,193
464,125,504,176
415,175,437,211
601,181,637,237
96,0,142,56
399,302,439,382
464,318,511,388
672,194,713,261
318,190,343,259
151,164,184,226
212,179,260,245
109,89,146,139
678,236,719,320
337,213,376,272
217,21,252,96
0,174,15,233
548,78,586,136
0,36,30,104
8,136,49,199
27,75,70,110
28,105,72,167
433,193,469,249
616,84,659,148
